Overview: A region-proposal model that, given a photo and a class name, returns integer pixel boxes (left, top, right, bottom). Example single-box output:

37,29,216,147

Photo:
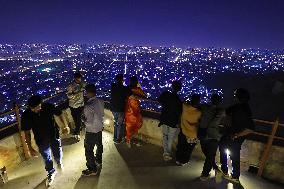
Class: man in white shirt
67,72,86,141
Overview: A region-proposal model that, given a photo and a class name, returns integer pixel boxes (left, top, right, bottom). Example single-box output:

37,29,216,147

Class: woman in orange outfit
125,76,147,148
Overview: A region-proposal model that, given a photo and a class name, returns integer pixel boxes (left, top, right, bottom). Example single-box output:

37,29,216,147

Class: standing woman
125,76,147,148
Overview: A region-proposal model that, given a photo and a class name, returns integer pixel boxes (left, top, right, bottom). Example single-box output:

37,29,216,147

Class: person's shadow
74,175,100,189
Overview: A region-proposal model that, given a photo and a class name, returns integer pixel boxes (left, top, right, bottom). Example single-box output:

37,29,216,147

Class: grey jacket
200,104,225,140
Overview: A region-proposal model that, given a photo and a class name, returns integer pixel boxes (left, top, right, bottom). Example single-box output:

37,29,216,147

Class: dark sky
0,0,284,49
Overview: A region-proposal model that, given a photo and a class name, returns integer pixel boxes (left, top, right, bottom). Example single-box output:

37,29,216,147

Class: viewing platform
0,92,284,188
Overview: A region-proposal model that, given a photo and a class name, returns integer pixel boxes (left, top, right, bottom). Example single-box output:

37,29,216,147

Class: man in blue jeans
82,84,104,176
110,74,131,144
21,95,69,187
158,80,182,161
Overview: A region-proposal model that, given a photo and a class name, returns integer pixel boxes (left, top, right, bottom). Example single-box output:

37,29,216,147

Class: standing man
110,74,130,144
199,94,224,181
67,72,86,141
219,88,255,184
21,95,69,187
158,80,182,161
82,84,104,176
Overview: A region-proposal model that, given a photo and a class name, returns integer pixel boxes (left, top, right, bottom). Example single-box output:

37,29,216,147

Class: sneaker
176,161,187,166
46,171,57,187
163,155,172,162
57,163,64,172
74,135,81,141
113,140,120,145
82,169,98,176
200,174,210,181
226,176,240,184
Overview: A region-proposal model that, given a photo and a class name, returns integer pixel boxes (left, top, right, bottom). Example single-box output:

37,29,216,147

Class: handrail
0,91,283,135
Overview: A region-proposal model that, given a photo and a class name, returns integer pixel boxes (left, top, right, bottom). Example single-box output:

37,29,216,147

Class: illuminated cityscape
0,43,284,126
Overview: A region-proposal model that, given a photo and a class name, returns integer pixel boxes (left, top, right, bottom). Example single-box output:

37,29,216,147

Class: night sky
0,0,283,49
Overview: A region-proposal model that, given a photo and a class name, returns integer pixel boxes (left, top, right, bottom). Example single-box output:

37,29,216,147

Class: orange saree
125,87,145,141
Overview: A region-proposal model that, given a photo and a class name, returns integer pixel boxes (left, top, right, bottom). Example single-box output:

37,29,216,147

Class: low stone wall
104,109,284,184
0,108,283,184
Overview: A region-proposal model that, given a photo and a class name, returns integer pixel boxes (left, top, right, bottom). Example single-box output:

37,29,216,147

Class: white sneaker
200,175,210,181
46,171,57,187
163,155,172,162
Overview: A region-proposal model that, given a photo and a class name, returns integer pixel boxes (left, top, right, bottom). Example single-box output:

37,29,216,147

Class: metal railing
0,91,283,177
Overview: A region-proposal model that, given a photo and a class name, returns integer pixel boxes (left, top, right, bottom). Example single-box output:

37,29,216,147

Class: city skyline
0,0,284,49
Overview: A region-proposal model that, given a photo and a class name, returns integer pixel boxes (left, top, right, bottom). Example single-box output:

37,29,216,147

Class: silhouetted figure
111,74,131,144
199,94,224,182
67,72,86,141
125,76,147,148
21,95,69,187
176,94,201,165
82,84,104,176
158,80,182,161
219,88,255,184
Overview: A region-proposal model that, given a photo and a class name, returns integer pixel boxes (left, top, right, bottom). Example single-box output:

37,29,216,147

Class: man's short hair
74,72,82,79
234,88,250,103
172,80,182,92
115,74,124,82
190,94,201,105
211,94,222,105
85,84,96,94
28,95,42,108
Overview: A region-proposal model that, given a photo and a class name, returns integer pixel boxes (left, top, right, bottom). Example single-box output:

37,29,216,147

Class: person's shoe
57,163,64,172
199,174,210,181
113,140,120,145
163,155,172,162
74,135,81,141
176,161,187,166
46,171,57,187
82,169,98,176
126,141,131,148
226,176,240,184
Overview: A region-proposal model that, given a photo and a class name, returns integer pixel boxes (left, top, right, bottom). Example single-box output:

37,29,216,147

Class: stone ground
1,131,283,189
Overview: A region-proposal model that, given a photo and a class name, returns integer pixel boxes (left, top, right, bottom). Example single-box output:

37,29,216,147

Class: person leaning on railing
21,95,70,187
219,88,255,184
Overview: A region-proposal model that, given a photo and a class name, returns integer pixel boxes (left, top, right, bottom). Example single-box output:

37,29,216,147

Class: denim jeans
38,138,63,175
162,124,178,157
84,132,103,171
112,112,125,142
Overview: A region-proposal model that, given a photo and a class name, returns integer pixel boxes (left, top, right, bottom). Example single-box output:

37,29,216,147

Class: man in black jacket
158,80,182,161
111,74,130,144
219,88,255,184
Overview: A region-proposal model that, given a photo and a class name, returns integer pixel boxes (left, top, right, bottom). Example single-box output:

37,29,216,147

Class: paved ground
1,132,282,189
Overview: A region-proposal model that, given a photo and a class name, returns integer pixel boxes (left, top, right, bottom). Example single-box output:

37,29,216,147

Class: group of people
158,82,254,183
111,74,255,184
20,72,254,187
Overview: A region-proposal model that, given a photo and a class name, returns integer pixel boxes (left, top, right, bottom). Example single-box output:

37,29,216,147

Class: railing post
257,118,279,177
14,104,30,160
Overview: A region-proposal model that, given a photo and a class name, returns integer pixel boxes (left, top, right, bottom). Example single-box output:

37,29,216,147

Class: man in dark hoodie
219,88,255,184
110,74,130,144
158,80,182,161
